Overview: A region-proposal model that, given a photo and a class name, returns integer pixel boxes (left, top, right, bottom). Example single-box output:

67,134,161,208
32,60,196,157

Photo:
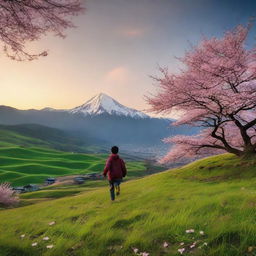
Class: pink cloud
119,28,146,37
105,67,129,83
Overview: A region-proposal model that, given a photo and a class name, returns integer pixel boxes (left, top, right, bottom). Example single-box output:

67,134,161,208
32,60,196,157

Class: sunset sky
0,0,255,117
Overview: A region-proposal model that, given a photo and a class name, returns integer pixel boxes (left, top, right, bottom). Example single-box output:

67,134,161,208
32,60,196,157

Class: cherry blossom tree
0,0,84,61
0,183,18,207
148,25,256,163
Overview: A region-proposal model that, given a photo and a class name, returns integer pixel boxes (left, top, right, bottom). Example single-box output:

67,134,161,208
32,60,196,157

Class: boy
103,146,127,201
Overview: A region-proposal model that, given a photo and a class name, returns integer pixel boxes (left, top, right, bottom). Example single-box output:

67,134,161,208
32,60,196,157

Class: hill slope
0,154,256,255
0,124,107,153
0,146,149,186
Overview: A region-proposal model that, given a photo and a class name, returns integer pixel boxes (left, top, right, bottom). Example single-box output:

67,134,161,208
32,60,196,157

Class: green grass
0,154,256,255
0,146,153,186
20,190,81,199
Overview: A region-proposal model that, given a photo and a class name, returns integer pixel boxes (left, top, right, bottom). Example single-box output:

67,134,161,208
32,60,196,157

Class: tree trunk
240,146,256,159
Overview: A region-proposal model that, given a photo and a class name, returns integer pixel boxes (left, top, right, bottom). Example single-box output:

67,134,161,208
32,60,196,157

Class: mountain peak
69,93,149,118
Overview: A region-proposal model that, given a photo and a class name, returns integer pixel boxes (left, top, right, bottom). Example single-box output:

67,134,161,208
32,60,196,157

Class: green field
0,146,149,186
0,154,256,255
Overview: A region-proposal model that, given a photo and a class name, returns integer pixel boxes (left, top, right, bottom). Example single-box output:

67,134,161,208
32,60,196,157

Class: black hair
111,146,119,154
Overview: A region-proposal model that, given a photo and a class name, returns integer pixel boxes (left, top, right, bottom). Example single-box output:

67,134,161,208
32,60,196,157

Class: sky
0,0,256,117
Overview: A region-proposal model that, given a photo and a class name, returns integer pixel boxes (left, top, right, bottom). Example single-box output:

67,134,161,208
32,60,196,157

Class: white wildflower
199,231,204,235
20,234,25,238
43,237,50,241
180,242,184,246
46,244,54,249
48,221,55,226
31,242,38,247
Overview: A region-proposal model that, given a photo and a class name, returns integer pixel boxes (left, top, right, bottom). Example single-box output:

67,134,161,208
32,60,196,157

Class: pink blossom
0,0,84,61
0,183,19,206
148,25,256,163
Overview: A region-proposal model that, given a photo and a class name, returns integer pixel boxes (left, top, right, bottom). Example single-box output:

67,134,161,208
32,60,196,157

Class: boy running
103,146,127,201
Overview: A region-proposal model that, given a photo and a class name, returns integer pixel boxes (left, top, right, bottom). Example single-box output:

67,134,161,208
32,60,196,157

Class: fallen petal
163,241,169,248
133,248,139,254
48,221,56,226
178,248,185,254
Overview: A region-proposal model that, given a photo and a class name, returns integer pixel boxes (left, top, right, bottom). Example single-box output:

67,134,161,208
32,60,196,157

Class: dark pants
109,179,122,201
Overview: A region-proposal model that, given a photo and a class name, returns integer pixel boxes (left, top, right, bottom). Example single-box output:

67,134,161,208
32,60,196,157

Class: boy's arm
103,158,111,177
121,159,127,177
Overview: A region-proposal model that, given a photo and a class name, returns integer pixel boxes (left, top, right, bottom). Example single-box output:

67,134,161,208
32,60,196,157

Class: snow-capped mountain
69,93,149,119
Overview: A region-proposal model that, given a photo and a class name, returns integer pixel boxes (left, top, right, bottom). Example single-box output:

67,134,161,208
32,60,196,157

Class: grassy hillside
0,124,105,153
0,146,148,186
0,154,256,255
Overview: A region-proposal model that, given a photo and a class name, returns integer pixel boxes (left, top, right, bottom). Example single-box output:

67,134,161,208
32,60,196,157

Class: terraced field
0,146,148,186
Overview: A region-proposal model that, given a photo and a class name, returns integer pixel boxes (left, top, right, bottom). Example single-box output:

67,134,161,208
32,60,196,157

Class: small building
23,184,39,192
74,176,86,184
45,178,56,185
13,187,25,194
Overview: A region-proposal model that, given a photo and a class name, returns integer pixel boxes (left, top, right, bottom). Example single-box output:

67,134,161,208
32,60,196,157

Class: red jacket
103,154,127,181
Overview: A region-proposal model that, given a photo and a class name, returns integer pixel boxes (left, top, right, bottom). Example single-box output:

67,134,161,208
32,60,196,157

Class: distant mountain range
0,93,198,158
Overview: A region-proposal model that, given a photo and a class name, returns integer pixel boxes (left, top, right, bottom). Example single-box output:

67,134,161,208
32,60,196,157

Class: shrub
0,183,19,207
